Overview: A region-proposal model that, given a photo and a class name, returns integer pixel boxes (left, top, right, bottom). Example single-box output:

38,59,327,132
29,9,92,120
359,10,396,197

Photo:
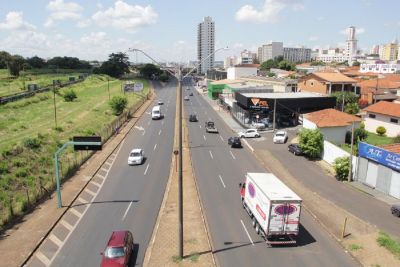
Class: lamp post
128,47,228,259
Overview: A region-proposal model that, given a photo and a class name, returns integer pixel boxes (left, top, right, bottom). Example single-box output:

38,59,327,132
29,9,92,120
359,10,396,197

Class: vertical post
54,153,62,208
341,83,345,112
107,78,111,100
178,71,183,258
273,98,277,131
341,217,348,238
348,121,355,182
53,83,57,128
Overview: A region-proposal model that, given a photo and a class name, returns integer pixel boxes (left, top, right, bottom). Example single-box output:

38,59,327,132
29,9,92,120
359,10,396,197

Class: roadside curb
20,85,155,267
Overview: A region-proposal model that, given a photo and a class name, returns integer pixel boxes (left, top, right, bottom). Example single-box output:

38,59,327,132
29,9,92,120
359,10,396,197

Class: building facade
197,16,215,74
257,42,283,63
360,63,400,74
283,47,311,63
224,56,238,69
345,26,358,62
381,41,399,61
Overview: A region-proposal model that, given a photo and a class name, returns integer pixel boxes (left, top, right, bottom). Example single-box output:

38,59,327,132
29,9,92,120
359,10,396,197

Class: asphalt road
247,129,400,238
183,78,358,267
48,80,177,267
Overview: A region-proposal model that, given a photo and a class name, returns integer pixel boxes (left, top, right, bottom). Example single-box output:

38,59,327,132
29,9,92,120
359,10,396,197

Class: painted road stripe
35,251,51,266
203,135,206,141
230,150,236,159
100,167,109,172
49,234,63,247
85,188,96,196
91,180,102,188
77,197,87,204
209,150,214,159
142,130,146,136
240,220,255,246
242,139,254,152
218,175,226,188
69,208,82,218
199,125,202,129
122,201,134,221
60,220,73,231
159,129,162,135
144,164,150,175
96,173,105,179
220,135,224,142
154,144,157,151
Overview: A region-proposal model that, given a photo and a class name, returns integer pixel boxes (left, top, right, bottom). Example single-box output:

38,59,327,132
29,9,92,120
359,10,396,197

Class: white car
128,149,144,165
158,99,164,105
251,122,266,129
184,96,189,101
238,129,260,138
273,130,288,144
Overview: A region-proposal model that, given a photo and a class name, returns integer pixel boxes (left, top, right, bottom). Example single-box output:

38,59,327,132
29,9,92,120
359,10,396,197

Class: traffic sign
73,136,102,151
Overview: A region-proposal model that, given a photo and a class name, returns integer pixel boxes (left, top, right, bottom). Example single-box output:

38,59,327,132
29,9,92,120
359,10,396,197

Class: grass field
0,69,89,97
0,74,150,228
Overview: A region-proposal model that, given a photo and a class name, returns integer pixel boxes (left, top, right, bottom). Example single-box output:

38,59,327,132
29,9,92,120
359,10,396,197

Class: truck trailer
239,172,302,245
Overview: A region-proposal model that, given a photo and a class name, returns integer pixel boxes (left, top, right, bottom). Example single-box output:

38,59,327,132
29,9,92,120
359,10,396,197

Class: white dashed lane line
154,144,157,151
240,220,255,246
159,129,162,135
209,150,213,159
219,135,224,142
203,135,206,141
230,150,236,160
144,164,150,175
218,175,226,188
122,201,134,221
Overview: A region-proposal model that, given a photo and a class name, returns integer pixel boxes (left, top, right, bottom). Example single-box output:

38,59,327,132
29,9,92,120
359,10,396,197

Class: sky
0,0,400,62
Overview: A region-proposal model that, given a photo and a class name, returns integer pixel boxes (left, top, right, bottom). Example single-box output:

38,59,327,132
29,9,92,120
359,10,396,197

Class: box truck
239,172,302,245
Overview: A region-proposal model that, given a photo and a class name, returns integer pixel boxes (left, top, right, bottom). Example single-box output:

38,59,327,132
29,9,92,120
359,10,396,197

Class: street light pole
178,69,183,258
53,82,58,128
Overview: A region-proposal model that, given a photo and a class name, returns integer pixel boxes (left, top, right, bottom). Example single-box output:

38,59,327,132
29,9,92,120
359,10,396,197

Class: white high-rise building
257,42,283,63
345,26,358,62
197,16,215,74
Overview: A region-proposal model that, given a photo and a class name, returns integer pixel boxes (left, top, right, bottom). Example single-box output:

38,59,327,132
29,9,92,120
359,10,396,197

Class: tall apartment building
197,16,215,74
381,40,399,61
239,49,257,64
283,47,311,63
224,56,238,69
257,42,283,63
345,26,358,61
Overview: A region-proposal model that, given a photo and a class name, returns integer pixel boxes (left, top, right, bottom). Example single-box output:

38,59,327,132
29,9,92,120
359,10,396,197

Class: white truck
239,172,302,245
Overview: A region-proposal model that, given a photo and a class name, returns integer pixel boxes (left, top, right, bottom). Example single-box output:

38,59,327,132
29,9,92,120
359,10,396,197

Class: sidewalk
0,90,155,267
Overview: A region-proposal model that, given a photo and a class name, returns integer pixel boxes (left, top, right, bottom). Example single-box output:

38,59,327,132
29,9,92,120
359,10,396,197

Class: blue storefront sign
358,142,400,171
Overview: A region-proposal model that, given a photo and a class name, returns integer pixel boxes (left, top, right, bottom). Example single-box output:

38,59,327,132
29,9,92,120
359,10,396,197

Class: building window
368,114,376,118
390,118,398,123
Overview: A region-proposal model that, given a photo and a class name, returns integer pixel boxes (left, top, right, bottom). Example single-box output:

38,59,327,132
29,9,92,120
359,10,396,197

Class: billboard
358,142,400,171
124,82,143,92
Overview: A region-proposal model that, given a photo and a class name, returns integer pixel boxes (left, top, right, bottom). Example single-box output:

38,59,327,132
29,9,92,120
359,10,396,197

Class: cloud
309,36,319,41
235,0,304,23
0,11,36,31
45,0,83,27
76,19,91,28
92,0,158,33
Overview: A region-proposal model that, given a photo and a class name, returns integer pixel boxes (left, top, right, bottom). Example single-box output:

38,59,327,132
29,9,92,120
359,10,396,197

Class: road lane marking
159,129,162,135
240,220,255,246
142,130,146,136
49,234,63,247
122,201,134,221
35,251,51,266
203,135,206,141
154,143,157,151
144,164,150,175
219,135,224,142
91,181,102,188
85,188,96,196
242,139,254,152
69,208,82,218
209,150,213,159
230,150,236,159
199,125,202,129
100,167,109,172
218,175,226,188
60,220,73,231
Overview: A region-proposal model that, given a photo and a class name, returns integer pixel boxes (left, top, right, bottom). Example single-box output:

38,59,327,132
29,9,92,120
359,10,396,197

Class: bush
345,128,368,144
22,137,41,149
109,96,128,115
360,121,365,129
333,156,350,181
63,89,77,102
0,162,8,174
376,126,387,136
394,134,400,143
298,129,324,158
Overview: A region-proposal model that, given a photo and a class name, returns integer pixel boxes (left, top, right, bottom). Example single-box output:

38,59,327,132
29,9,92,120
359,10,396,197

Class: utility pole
273,98,277,131
348,121,355,182
178,69,183,259
53,81,58,128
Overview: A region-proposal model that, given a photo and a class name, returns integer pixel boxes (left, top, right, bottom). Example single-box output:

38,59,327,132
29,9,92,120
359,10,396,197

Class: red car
100,230,134,267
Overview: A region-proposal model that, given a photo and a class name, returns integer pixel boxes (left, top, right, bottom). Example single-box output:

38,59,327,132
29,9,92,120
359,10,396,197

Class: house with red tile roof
357,76,400,104
298,71,358,95
363,101,400,137
303,108,361,143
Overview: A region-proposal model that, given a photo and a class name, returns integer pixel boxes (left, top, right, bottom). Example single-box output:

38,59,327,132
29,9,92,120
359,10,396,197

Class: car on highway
184,96,189,101
189,114,198,122
157,99,163,105
391,204,400,217
128,148,144,165
238,129,260,138
251,121,266,130
288,144,303,156
100,230,134,267
273,130,288,144
186,87,190,90
189,92,193,96
228,137,242,148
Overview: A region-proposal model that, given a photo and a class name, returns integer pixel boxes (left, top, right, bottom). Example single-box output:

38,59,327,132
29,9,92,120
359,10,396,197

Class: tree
345,127,368,144
8,55,25,76
310,60,325,66
278,60,295,71
0,51,11,69
376,126,386,136
267,72,276,77
159,72,169,82
344,102,360,115
260,59,278,70
139,64,162,79
26,56,46,68
298,129,324,158
109,96,128,115
63,90,77,102
331,91,358,111
333,156,350,181
98,53,130,78
47,56,92,69
352,61,361,67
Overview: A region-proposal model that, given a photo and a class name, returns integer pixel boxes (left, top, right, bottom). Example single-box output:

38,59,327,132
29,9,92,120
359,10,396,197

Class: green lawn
0,69,89,97
340,132,396,154
0,74,150,227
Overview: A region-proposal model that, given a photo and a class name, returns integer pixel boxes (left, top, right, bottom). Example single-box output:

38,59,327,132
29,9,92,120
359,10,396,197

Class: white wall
322,141,357,176
364,113,400,137
303,118,317,129
227,67,257,80
303,119,360,144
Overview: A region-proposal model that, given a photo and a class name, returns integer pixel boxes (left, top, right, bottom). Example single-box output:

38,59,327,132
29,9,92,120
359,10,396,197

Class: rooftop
233,64,260,68
364,101,400,118
312,71,357,83
239,92,326,99
304,108,361,128
380,143,400,154
210,79,243,85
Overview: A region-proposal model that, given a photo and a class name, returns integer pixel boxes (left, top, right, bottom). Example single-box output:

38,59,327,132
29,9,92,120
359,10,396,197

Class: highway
183,78,359,267
32,80,177,267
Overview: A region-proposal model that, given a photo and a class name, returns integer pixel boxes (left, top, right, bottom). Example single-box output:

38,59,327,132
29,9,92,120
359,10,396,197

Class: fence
0,90,150,229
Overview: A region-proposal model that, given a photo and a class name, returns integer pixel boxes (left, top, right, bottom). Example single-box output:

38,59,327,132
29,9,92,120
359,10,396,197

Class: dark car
391,204,400,217
100,230,134,267
288,144,303,156
228,137,242,148
189,114,198,122
189,92,193,96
